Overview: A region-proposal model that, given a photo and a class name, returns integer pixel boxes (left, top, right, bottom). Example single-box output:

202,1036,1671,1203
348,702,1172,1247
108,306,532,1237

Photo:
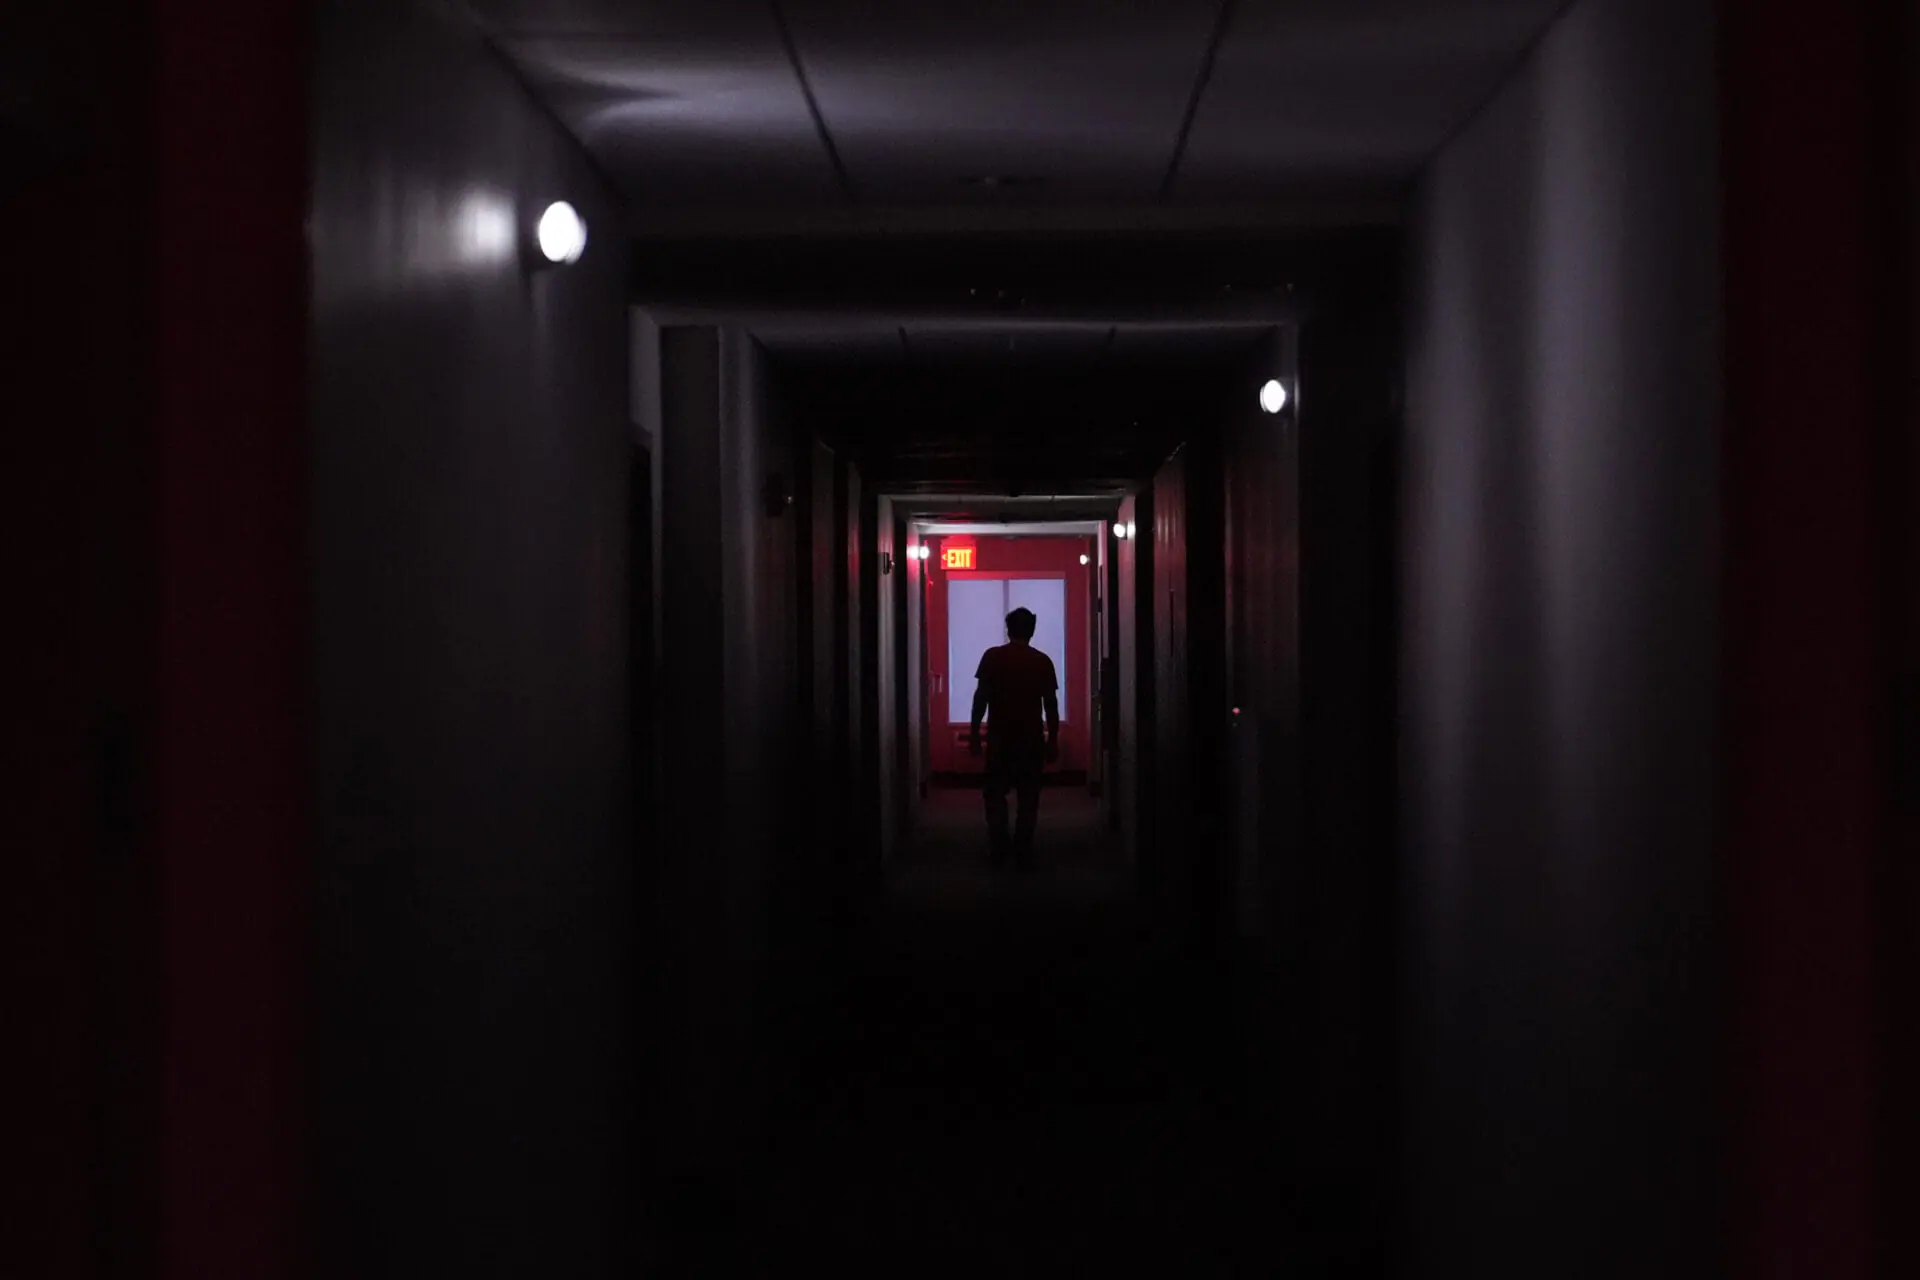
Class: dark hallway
9,0,1917,1278
656,788,1324,1273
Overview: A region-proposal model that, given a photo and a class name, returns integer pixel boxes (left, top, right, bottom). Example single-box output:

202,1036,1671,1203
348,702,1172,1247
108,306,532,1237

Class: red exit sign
942,546,975,570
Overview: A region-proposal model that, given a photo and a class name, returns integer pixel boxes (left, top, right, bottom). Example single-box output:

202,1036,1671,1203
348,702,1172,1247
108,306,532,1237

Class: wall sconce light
913,544,931,560
1079,553,1090,565
1259,378,1290,415
535,201,587,265
1114,522,1128,540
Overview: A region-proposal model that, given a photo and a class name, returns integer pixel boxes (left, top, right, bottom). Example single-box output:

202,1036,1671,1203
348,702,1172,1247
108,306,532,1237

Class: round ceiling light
1259,378,1289,415
537,201,587,264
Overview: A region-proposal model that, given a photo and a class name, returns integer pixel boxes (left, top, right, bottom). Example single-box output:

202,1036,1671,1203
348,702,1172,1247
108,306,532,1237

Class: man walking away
968,606,1060,869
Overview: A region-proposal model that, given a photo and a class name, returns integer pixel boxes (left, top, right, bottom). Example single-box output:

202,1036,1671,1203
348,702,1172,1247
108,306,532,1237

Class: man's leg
983,757,1013,866
1011,759,1043,868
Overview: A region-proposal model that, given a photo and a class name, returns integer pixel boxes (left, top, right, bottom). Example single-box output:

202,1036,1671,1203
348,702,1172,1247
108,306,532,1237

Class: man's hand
968,730,983,757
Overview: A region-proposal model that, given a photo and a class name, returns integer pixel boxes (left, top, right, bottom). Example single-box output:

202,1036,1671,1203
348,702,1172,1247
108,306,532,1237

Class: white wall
1401,0,1720,1272
307,0,635,1272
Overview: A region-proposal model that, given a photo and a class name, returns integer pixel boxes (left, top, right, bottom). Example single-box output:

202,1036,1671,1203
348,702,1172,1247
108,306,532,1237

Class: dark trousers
984,746,1044,865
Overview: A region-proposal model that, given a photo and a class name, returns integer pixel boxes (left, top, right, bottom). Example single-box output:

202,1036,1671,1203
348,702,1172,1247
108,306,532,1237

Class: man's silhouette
969,607,1060,869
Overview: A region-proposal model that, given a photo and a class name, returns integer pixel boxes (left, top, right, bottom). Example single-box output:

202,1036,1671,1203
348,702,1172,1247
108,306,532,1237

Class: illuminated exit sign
943,546,975,570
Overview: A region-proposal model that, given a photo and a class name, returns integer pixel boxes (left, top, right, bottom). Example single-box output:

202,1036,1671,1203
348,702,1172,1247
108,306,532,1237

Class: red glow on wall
943,546,975,570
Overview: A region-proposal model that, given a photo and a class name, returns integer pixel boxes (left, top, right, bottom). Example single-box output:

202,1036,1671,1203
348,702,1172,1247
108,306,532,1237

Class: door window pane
948,578,1006,720
1008,578,1068,721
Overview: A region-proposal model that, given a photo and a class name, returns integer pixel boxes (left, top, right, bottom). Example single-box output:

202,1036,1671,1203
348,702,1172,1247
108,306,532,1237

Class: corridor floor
667,787,1325,1274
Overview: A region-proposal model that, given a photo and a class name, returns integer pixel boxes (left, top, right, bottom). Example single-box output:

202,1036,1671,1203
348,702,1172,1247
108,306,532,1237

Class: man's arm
1043,656,1061,759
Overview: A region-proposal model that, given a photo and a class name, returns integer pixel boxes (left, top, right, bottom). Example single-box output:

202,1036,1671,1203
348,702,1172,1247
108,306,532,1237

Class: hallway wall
1719,5,1916,1273
1216,329,1309,1228
653,328,804,1195
1115,494,1151,868
1148,438,1230,946
10,2,309,1273
794,433,844,890
1150,452,1189,915
905,526,928,806
1402,0,1720,1273
1900,24,1920,1268
874,496,901,859
8,7,157,1269
307,1,635,1273
1220,330,1300,946
843,462,871,886
1295,260,1404,1243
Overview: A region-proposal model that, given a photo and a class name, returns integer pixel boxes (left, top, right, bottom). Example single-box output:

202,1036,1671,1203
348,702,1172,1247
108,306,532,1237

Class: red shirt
975,642,1058,750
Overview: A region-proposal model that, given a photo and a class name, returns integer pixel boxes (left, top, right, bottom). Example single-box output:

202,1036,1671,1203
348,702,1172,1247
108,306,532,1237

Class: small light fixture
536,201,587,264
1259,378,1289,415
1079,553,1090,566
1114,523,1128,540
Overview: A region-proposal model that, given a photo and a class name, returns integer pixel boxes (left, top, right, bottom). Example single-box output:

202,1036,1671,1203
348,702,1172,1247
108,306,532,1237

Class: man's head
1006,607,1037,643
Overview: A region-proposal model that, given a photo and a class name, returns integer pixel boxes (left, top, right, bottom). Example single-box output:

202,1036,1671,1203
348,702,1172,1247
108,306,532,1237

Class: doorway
923,533,1096,780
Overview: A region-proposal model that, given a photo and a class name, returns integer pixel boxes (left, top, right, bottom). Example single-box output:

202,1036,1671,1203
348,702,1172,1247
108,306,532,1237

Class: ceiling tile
783,0,1219,204
469,0,1567,217
1174,0,1564,198
490,2,843,208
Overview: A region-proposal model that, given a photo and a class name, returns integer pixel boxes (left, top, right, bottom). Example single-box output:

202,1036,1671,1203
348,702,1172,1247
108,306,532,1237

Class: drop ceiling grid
463,0,1571,214
779,0,1221,204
